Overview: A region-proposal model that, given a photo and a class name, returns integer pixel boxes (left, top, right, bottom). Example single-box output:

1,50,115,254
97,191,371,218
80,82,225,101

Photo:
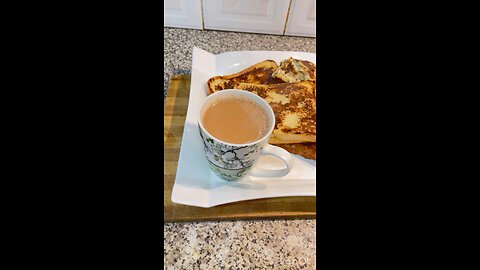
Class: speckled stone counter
164,219,316,269
164,27,317,269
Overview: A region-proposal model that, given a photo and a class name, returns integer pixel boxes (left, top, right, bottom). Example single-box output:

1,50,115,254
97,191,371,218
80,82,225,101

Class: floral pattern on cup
207,162,249,181
199,125,264,180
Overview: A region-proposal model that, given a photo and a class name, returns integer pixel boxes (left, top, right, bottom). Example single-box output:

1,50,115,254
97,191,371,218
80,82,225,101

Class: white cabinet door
285,0,316,37
164,0,203,29
203,0,291,35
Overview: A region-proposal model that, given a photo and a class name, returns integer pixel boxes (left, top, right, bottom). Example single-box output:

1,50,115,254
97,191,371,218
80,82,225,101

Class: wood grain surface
164,75,316,223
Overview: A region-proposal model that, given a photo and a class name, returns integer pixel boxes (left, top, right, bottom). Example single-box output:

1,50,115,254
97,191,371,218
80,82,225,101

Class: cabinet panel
203,0,291,35
164,0,203,30
285,0,316,37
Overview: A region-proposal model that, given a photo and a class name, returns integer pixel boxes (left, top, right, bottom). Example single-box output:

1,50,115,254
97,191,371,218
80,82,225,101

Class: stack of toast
207,57,317,160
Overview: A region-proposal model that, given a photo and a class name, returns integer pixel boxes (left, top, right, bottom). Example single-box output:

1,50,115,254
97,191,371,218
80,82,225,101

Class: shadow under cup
198,89,276,181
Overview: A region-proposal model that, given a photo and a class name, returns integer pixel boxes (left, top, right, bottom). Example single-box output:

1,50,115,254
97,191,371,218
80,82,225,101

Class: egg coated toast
234,81,316,144
273,143,316,160
207,60,285,94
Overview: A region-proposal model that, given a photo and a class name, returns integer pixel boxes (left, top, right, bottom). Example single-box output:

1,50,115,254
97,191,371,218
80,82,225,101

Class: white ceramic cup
198,89,294,181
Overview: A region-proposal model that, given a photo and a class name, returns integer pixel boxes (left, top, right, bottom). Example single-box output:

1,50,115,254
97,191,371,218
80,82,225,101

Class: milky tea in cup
201,96,269,144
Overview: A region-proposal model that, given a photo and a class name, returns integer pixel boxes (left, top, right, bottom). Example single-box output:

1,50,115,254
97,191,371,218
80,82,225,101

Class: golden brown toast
274,143,316,160
272,57,316,83
234,81,316,144
207,60,285,94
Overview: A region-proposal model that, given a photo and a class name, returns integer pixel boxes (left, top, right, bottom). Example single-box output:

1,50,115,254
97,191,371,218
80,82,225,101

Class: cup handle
249,144,294,177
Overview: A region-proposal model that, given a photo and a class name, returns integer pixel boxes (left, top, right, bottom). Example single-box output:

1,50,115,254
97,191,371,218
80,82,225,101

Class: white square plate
171,47,317,208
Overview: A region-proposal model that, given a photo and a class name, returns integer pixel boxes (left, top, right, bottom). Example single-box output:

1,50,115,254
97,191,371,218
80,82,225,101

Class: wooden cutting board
164,75,316,223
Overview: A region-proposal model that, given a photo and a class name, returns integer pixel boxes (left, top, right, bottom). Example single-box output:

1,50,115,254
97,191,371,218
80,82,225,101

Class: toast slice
207,60,285,94
274,143,316,160
235,81,316,144
272,57,316,83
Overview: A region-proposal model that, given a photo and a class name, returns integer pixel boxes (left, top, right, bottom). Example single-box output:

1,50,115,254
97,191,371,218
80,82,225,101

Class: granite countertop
164,27,317,269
